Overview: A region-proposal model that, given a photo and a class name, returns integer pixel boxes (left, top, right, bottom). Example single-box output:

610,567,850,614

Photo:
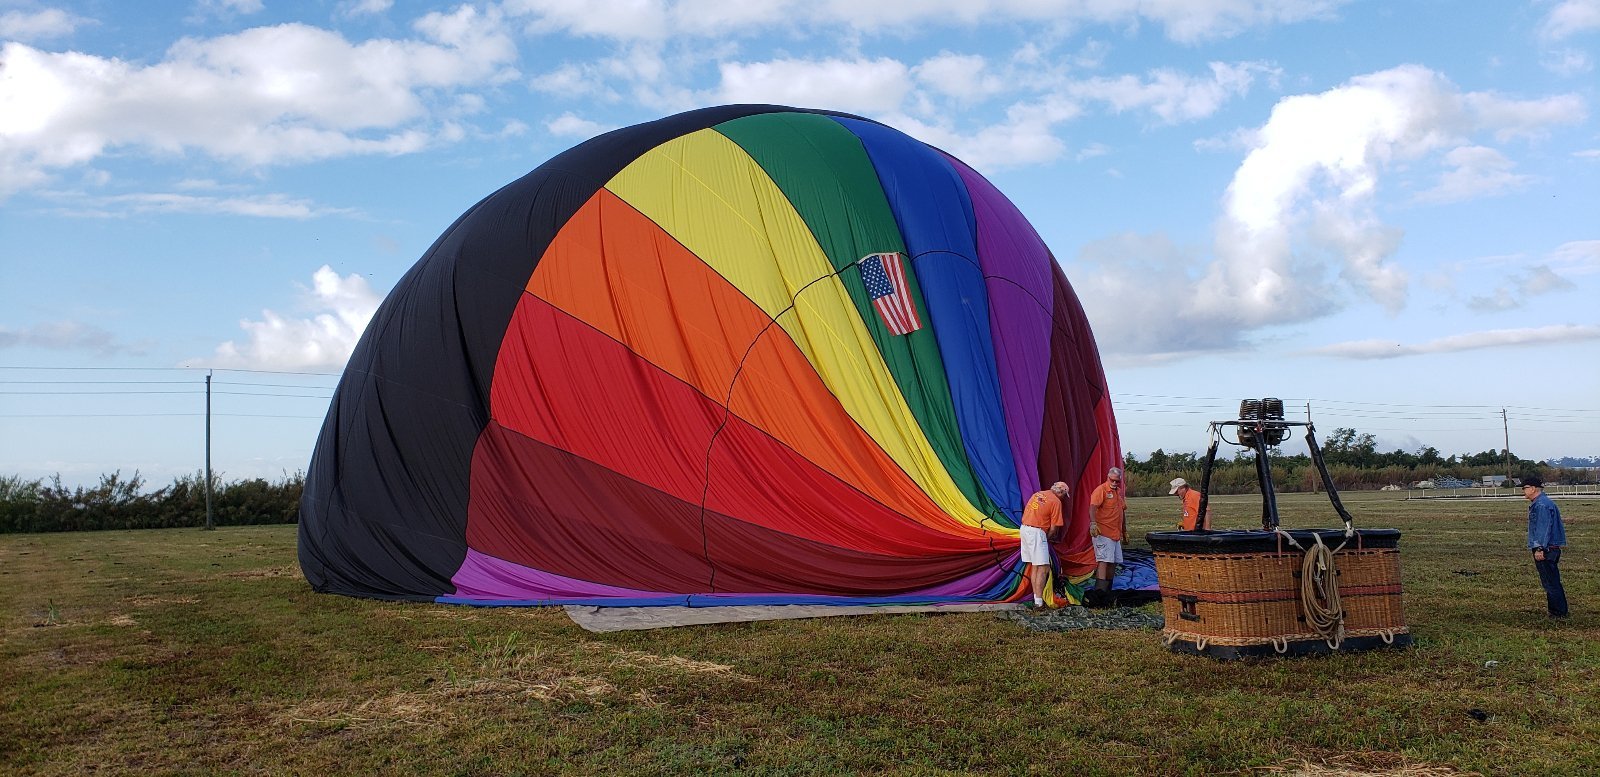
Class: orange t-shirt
1020,490,1063,530
1089,482,1125,541
1179,489,1204,530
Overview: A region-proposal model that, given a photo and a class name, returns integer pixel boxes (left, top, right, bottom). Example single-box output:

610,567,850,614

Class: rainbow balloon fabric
298,105,1121,608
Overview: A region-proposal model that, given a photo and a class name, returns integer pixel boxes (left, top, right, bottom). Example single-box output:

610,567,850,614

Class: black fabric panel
297,105,861,600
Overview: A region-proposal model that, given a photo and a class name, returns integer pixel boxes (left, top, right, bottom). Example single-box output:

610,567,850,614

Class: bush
0,471,304,533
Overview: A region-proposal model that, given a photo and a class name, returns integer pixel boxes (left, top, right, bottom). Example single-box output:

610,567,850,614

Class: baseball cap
1522,476,1543,488
1169,477,1187,495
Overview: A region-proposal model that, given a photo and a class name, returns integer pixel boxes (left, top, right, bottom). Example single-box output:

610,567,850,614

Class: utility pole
205,370,214,531
1501,407,1512,483
1307,402,1317,494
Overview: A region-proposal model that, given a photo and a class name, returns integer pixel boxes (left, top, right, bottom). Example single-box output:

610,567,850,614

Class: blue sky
2,0,1598,486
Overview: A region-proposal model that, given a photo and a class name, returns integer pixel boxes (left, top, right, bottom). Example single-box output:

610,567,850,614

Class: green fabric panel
713,112,1002,524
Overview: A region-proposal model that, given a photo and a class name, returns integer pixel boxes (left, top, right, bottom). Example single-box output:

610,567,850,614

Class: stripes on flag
857,252,922,335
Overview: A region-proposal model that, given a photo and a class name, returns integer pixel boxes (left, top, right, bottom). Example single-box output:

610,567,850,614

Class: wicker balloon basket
1150,400,1413,659
1147,528,1411,659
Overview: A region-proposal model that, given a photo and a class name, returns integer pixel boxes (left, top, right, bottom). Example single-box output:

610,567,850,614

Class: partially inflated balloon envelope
298,105,1120,607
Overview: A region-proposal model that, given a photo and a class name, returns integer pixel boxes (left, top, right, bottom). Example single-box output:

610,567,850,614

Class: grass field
2,492,1595,775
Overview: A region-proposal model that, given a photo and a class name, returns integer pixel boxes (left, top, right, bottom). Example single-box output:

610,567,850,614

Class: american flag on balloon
857,252,922,335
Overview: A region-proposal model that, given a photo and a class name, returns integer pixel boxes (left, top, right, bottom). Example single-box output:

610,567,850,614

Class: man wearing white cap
1170,477,1210,531
1019,481,1070,607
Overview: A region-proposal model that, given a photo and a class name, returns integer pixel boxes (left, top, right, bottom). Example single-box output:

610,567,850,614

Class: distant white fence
1406,484,1600,499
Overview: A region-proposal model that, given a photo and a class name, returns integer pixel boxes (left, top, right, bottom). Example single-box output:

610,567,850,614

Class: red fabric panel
466,422,1007,595
489,294,1006,558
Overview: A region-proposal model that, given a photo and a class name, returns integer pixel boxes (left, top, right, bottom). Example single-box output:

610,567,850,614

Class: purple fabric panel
945,154,1055,499
451,548,655,600
451,547,1018,603
906,552,1018,597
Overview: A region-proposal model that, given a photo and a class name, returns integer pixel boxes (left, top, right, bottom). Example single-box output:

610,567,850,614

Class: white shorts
1019,525,1051,565
1092,535,1124,564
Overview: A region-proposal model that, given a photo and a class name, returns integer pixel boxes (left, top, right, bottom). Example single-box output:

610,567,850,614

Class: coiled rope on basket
1277,530,1349,649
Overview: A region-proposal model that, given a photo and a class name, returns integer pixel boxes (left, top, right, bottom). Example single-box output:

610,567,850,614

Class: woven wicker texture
1154,547,1407,644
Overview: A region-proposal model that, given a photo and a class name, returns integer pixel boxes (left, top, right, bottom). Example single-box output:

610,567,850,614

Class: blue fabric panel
832,117,1022,519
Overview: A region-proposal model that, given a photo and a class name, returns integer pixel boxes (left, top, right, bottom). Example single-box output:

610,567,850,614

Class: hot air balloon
298,105,1120,608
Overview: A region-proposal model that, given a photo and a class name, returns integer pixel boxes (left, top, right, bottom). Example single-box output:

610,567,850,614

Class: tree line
1118,427,1592,497
0,471,302,534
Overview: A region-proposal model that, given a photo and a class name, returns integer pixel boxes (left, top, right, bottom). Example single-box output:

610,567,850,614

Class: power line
0,379,198,385
0,413,325,418
1,389,202,395
0,365,341,376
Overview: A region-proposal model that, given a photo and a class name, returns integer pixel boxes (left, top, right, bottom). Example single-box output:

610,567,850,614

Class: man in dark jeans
1522,476,1569,618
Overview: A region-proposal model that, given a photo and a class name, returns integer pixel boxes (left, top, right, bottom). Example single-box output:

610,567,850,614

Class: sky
2,0,1598,487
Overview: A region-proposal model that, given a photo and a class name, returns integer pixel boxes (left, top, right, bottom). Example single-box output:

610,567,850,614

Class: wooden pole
1502,408,1512,483
205,370,214,531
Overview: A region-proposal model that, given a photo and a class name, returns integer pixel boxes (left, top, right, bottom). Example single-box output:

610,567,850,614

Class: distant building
1482,475,1508,486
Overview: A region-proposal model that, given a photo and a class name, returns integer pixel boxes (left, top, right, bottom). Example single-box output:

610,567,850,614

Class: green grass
2,492,1595,775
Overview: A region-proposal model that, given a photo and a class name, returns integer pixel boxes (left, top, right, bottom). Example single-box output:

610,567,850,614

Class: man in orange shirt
1088,467,1127,600
1169,477,1210,531
1020,481,1070,607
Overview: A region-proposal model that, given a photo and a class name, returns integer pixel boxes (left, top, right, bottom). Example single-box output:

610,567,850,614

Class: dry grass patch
606,645,751,680
125,594,199,607
223,564,299,579
1260,756,1481,776
281,691,454,730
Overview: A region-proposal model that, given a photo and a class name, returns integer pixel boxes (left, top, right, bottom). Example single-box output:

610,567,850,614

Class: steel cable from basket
1299,534,1347,648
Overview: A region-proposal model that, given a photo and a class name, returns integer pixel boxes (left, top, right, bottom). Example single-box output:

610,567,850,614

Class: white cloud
1075,142,1110,161
340,0,395,18
0,7,519,196
1465,92,1587,141
0,9,84,41
546,112,606,138
1307,324,1600,359
714,57,912,114
1540,48,1593,76
1066,61,1279,124
45,191,356,219
0,321,136,356
1416,145,1533,203
1548,240,1600,275
895,110,1067,171
913,53,1006,102
505,0,1347,43
205,266,382,371
1069,232,1242,358
1071,65,1589,357
701,56,1269,170
198,0,265,15
1466,265,1573,312
1540,0,1600,41
510,0,673,41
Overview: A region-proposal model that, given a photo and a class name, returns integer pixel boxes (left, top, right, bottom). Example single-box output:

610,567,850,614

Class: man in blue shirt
1522,476,1569,618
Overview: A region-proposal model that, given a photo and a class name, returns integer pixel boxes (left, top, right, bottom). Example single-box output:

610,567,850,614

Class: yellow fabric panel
605,130,994,530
